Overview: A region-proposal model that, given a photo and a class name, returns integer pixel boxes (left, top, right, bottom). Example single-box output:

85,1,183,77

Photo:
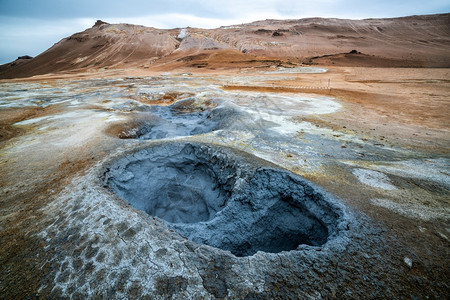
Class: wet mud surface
104,142,347,257
0,68,449,298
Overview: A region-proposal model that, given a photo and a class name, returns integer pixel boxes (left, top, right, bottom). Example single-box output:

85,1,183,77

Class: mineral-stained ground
0,66,448,299
0,14,449,299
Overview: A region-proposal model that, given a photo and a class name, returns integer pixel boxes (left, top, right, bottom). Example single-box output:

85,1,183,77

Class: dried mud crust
31,141,448,299
1,68,449,298
0,105,63,144
103,142,347,256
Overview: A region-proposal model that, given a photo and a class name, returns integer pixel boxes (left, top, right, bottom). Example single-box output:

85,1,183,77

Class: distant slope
0,21,180,79
209,14,450,63
1,14,449,79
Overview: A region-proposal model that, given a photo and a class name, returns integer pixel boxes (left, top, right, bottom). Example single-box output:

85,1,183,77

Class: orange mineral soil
0,13,449,299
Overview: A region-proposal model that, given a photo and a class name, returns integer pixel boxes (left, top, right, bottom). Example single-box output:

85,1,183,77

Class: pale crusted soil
0,67,448,298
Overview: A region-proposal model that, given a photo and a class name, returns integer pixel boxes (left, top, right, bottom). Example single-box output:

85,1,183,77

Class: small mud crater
103,142,347,256
107,97,239,140
134,91,195,106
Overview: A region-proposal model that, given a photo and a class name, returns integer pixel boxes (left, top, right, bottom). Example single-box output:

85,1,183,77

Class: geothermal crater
118,97,241,140
104,142,345,257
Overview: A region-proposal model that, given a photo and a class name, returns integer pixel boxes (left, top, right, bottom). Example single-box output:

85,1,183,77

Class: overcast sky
0,0,449,64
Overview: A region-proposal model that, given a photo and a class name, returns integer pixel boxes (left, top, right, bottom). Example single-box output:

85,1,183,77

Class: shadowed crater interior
104,142,346,257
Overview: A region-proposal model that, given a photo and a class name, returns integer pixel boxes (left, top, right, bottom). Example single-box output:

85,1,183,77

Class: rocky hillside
1,13,449,78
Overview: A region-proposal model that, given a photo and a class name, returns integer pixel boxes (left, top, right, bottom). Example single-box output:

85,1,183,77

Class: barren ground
0,64,448,298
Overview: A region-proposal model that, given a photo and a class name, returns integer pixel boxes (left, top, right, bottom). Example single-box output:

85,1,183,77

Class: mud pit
114,94,243,140
132,99,219,140
104,142,344,257
1,68,449,299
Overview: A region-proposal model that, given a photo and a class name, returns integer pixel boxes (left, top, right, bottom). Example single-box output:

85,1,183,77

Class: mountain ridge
1,13,449,79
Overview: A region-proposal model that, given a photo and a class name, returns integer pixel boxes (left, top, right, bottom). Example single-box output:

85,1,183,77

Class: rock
254,29,272,35
404,257,413,268
17,55,33,60
93,20,108,27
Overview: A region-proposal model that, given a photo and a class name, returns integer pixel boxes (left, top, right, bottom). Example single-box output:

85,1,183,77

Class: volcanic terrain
0,13,449,299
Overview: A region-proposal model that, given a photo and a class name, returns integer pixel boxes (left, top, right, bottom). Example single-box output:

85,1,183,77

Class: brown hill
1,13,449,79
0,21,180,79
210,14,450,65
